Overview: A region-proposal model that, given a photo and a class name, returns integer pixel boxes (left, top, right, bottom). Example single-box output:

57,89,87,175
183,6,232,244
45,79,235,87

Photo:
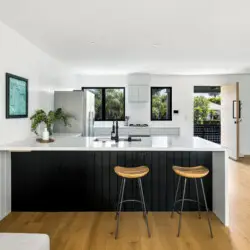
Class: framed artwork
6,73,28,118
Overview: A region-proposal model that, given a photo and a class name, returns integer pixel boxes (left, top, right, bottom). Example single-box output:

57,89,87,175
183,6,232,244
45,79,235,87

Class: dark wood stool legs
115,177,150,239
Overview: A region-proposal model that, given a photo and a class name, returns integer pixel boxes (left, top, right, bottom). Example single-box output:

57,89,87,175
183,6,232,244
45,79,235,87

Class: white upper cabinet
128,86,139,102
138,85,149,102
128,85,149,102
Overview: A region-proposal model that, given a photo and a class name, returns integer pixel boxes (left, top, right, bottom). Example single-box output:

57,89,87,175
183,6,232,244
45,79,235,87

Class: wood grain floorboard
0,158,249,250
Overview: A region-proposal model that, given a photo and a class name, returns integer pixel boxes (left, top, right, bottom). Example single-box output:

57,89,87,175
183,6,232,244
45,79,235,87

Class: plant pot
42,127,49,141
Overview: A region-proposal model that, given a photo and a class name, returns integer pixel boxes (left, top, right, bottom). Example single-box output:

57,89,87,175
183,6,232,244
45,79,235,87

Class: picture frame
6,73,28,119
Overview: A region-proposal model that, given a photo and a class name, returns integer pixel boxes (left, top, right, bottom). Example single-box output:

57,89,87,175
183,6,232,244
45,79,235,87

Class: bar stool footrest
118,199,143,205
173,198,211,215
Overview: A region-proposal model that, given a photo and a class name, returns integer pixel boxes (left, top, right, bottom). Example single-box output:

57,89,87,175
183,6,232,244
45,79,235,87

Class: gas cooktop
129,124,149,127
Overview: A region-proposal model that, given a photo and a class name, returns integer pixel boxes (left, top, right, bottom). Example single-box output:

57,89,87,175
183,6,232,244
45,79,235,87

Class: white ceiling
1,0,250,75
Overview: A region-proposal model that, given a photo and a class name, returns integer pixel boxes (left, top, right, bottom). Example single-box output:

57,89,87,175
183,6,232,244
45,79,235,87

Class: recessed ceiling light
152,43,161,48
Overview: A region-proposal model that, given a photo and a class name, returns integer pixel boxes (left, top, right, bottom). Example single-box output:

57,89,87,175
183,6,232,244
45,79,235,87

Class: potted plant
30,108,73,141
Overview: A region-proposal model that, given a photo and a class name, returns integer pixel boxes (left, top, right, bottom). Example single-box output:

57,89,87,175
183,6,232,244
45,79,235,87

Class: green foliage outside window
89,88,125,121
105,89,124,120
151,87,171,120
89,89,102,120
194,96,221,124
194,96,210,124
208,96,221,105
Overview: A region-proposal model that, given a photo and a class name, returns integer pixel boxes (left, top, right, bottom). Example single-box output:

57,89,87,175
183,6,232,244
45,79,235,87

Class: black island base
11,151,213,212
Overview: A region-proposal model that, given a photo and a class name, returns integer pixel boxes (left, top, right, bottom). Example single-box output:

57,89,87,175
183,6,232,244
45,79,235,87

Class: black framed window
151,87,172,120
82,87,125,121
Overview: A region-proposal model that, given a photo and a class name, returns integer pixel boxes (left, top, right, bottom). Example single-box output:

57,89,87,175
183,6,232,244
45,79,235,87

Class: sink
93,137,142,142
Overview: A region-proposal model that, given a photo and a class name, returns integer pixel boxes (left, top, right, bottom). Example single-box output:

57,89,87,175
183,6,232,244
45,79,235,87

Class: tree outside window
84,88,125,121
194,94,221,124
151,87,172,120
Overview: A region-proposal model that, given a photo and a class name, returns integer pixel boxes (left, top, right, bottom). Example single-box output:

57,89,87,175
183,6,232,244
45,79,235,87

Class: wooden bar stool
114,166,151,239
171,165,213,238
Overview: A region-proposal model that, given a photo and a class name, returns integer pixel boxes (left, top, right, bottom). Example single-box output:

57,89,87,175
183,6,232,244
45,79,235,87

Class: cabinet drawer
119,128,129,136
94,128,110,136
128,128,150,135
150,128,180,136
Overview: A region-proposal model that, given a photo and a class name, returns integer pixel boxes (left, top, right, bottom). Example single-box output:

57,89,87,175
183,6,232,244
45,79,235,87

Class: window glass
151,87,172,120
105,88,125,120
83,88,125,121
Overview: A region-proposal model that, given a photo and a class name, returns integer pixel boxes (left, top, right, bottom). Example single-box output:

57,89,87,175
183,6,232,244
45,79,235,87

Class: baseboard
242,155,250,158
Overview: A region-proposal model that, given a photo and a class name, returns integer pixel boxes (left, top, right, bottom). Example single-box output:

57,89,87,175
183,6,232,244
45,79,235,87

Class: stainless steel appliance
54,90,95,136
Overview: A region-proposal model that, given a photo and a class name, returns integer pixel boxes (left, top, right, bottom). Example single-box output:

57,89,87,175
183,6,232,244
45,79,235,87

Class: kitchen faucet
111,120,119,142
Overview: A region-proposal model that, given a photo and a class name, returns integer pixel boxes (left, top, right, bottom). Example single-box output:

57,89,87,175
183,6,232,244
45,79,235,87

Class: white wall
70,74,250,155
0,20,70,144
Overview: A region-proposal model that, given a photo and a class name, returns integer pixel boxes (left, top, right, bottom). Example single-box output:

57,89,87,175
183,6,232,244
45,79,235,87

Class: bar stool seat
173,165,209,178
114,166,149,178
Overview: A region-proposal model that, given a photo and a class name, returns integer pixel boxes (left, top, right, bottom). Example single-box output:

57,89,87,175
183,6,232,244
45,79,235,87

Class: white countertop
0,134,225,152
94,125,179,129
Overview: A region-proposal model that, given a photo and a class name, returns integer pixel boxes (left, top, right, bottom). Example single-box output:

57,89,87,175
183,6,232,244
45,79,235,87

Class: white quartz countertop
94,125,179,129
0,134,225,152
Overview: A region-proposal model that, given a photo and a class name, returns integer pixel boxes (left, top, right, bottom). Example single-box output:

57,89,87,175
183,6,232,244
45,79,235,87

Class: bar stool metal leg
138,178,151,238
115,179,124,220
194,178,201,219
177,178,187,237
115,178,126,239
200,179,213,238
171,175,181,218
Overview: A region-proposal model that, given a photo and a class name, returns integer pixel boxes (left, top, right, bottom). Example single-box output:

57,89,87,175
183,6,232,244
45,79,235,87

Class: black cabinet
11,151,212,212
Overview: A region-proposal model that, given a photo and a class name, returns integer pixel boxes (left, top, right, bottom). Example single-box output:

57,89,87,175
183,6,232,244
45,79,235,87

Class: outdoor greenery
105,89,124,120
90,88,125,120
90,89,102,120
30,108,73,136
208,96,221,105
151,87,171,120
194,96,221,124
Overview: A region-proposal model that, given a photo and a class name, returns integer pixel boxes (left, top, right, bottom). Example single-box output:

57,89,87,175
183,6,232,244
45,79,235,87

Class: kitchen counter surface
94,124,179,128
0,134,225,152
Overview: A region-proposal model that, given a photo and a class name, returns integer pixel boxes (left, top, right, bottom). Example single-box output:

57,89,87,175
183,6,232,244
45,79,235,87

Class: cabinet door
94,128,110,136
129,128,150,135
150,127,180,136
138,86,149,102
119,128,129,136
128,86,139,102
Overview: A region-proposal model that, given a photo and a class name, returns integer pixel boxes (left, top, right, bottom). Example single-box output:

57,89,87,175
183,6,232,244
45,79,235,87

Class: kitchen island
0,135,228,226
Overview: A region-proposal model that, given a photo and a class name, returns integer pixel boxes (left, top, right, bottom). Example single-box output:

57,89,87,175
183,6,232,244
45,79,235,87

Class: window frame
150,87,172,121
82,87,126,121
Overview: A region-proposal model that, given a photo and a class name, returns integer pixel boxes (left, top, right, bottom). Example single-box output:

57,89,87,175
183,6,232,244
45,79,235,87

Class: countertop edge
0,135,226,152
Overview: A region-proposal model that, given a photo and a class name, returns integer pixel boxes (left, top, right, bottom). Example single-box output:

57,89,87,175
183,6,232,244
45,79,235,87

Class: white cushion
0,233,50,250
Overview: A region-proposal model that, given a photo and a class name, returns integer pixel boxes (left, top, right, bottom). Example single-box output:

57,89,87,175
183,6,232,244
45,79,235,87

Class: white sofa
0,233,50,250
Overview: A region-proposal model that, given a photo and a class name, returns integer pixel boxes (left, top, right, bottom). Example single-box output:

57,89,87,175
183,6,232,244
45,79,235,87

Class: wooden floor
0,158,249,250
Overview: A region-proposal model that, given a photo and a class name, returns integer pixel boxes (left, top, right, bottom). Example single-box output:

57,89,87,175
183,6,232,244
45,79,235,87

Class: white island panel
0,151,11,220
